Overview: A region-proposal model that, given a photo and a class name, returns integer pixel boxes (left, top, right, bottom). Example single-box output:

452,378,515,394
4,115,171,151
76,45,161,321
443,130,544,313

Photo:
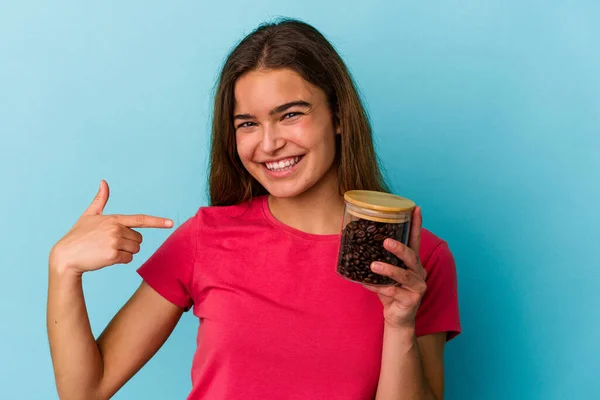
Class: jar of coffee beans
336,190,416,286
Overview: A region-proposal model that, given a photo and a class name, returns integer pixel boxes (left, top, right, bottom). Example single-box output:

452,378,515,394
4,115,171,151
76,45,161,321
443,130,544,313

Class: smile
264,156,303,172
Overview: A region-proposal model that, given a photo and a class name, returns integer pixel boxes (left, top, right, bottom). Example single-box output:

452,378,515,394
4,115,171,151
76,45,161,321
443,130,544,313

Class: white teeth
265,156,301,171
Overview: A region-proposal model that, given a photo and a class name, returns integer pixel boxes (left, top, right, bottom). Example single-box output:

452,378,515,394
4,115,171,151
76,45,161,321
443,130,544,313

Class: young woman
47,18,460,400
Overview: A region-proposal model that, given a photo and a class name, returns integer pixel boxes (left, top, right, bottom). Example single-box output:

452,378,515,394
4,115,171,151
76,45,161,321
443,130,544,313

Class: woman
47,18,460,400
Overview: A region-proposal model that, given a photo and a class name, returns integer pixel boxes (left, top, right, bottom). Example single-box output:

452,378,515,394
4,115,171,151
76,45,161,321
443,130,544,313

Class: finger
116,237,141,254
110,250,134,266
113,214,174,229
409,206,422,257
371,261,427,295
363,284,417,308
383,239,425,279
120,226,143,244
83,180,110,216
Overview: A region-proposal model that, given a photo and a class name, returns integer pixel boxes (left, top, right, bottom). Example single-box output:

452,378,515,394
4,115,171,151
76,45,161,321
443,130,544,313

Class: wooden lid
346,208,408,223
344,190,415,213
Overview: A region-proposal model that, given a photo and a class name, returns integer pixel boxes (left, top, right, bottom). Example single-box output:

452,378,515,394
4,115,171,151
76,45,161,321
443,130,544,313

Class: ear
334,109,341,135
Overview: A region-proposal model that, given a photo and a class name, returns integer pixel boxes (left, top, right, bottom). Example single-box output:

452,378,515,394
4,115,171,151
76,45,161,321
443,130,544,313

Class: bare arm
375,327,446,400
417,333,446,399
366,208,450,399
47,180,182,399
47,264,183,400
47,265,103,399
97,281,184,399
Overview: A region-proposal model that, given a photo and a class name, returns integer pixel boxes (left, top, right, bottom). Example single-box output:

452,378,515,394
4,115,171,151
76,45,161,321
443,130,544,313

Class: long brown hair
209,18,389,206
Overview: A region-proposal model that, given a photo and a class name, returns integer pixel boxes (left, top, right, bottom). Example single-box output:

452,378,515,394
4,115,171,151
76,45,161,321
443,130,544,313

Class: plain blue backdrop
1,1,598,399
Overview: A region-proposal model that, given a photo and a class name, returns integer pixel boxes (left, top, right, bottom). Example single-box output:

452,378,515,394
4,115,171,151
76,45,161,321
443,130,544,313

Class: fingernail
165,220,174,227
385,239,397,249
371,262,382,272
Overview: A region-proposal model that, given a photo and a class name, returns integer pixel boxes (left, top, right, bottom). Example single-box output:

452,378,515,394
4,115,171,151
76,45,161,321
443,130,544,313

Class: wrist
49,248,83,279
382,323,418,356
384,321,416,337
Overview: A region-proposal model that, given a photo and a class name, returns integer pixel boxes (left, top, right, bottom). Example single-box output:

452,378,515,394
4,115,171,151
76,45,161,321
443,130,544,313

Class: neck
268,167,344,235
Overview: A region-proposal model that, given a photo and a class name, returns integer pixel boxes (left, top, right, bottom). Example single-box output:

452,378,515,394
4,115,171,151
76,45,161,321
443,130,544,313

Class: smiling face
233,68,340,199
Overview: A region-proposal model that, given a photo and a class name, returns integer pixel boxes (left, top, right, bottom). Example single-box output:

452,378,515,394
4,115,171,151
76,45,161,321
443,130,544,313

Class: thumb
83,180,110,216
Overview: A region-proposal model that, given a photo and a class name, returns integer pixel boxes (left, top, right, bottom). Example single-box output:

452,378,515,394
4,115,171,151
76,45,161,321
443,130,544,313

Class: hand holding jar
337,191,427,329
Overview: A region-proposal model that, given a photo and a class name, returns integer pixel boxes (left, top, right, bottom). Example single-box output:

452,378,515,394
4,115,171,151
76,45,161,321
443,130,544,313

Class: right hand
49,180,174,275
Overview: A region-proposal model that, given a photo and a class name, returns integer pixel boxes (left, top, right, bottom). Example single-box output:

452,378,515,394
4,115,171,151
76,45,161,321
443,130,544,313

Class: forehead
233,68,323,112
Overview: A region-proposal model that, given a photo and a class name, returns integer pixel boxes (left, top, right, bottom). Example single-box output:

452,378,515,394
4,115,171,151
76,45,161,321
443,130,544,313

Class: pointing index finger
113,214,174,228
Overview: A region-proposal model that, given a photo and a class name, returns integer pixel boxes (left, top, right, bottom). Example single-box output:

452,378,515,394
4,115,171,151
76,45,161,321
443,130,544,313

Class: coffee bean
337,217,409,286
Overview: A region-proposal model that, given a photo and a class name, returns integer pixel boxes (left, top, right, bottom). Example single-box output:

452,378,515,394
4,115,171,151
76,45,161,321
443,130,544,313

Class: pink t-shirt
137,195,461,399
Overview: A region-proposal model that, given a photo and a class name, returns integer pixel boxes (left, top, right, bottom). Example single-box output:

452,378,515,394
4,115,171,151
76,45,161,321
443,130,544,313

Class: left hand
363,206,427,330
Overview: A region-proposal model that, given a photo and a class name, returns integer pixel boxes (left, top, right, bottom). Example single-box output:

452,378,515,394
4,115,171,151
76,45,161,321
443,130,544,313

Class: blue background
1,1,598,399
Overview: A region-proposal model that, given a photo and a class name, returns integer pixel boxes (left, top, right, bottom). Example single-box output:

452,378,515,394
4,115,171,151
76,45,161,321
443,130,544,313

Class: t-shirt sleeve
136,213,197,311
415,241,462,341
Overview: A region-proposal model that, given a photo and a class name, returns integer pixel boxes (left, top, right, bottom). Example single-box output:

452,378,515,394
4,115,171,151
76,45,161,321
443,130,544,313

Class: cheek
287,118,309,137
288,116,331,147
235,134,253,162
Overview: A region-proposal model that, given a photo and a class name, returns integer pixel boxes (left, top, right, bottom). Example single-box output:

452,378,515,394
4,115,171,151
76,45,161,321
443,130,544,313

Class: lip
262,155,304,179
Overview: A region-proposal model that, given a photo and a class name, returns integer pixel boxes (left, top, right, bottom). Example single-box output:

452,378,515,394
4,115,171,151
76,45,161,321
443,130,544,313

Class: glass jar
336,190,416,286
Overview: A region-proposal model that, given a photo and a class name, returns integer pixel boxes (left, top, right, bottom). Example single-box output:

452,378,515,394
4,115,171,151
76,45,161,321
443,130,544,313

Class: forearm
375,324,437,400
47,261,103,400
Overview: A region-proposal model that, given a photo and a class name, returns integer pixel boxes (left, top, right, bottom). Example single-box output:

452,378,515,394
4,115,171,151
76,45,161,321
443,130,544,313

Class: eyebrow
233,100,312,121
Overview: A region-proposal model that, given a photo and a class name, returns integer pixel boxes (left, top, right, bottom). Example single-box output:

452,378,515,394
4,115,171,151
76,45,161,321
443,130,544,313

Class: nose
260,124,285,154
